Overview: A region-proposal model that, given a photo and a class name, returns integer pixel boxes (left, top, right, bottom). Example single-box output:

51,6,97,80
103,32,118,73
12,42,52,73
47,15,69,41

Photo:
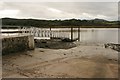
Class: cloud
0,2,118,20
0,0,119,2
0,9,19,18
48,8,62,13
80,13,108,19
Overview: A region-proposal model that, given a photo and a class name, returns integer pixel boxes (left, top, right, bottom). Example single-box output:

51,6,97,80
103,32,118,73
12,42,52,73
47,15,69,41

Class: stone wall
2,35,34,55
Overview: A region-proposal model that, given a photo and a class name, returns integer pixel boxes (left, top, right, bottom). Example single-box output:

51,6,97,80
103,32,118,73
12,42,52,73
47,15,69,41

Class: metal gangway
2,26,80,41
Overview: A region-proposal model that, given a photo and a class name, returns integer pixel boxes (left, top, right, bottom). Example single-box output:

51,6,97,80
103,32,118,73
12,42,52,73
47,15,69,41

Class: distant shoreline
2,18,119,28
2,25,119,29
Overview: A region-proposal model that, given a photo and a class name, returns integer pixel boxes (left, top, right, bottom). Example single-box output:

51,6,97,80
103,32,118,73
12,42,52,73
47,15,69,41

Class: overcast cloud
0,2,118,21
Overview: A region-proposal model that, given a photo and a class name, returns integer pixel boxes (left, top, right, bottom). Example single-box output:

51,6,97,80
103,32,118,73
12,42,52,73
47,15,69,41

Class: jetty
1,26,81,54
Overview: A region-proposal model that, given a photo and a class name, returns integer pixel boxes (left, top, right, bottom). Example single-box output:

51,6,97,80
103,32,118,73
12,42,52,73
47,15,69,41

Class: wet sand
2,42,118,78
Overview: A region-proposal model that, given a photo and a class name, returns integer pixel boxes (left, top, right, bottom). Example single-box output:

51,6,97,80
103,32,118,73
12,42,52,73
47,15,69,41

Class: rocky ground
104,43,120,52
2,42,119,78
34,39,77,49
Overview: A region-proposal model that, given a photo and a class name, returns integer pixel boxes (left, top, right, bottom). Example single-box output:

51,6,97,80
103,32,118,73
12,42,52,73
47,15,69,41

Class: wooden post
78,27,80,41
50,27,52,39
71,27,73,41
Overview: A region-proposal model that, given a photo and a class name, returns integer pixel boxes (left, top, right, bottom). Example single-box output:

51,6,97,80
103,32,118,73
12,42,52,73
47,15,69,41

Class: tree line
1,18,119,28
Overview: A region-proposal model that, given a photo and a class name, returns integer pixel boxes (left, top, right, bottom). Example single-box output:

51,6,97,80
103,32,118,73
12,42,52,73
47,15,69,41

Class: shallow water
1,28,118,44
80,28,118,44
50,28,118,44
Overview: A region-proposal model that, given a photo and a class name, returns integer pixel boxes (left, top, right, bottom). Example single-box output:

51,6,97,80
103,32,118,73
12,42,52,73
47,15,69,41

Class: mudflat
2,42,118,78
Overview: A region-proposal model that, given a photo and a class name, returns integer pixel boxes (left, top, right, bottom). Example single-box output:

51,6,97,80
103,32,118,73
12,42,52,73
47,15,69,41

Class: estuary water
79,28,118,44
1,28,119,44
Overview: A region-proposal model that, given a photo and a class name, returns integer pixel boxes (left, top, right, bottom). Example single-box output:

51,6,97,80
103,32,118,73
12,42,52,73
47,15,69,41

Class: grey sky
0,2,118,21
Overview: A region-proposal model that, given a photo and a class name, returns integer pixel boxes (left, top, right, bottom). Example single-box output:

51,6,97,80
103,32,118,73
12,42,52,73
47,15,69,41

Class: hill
1,18,119,28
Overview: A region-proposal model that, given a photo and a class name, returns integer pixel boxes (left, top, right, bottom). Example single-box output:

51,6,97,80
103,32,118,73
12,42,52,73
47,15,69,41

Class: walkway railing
1,27,80,41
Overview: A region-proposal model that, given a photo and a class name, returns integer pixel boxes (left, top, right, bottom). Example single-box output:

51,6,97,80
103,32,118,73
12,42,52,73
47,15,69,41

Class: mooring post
50,27,52,39
78,27,80,41
71,27,73,41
